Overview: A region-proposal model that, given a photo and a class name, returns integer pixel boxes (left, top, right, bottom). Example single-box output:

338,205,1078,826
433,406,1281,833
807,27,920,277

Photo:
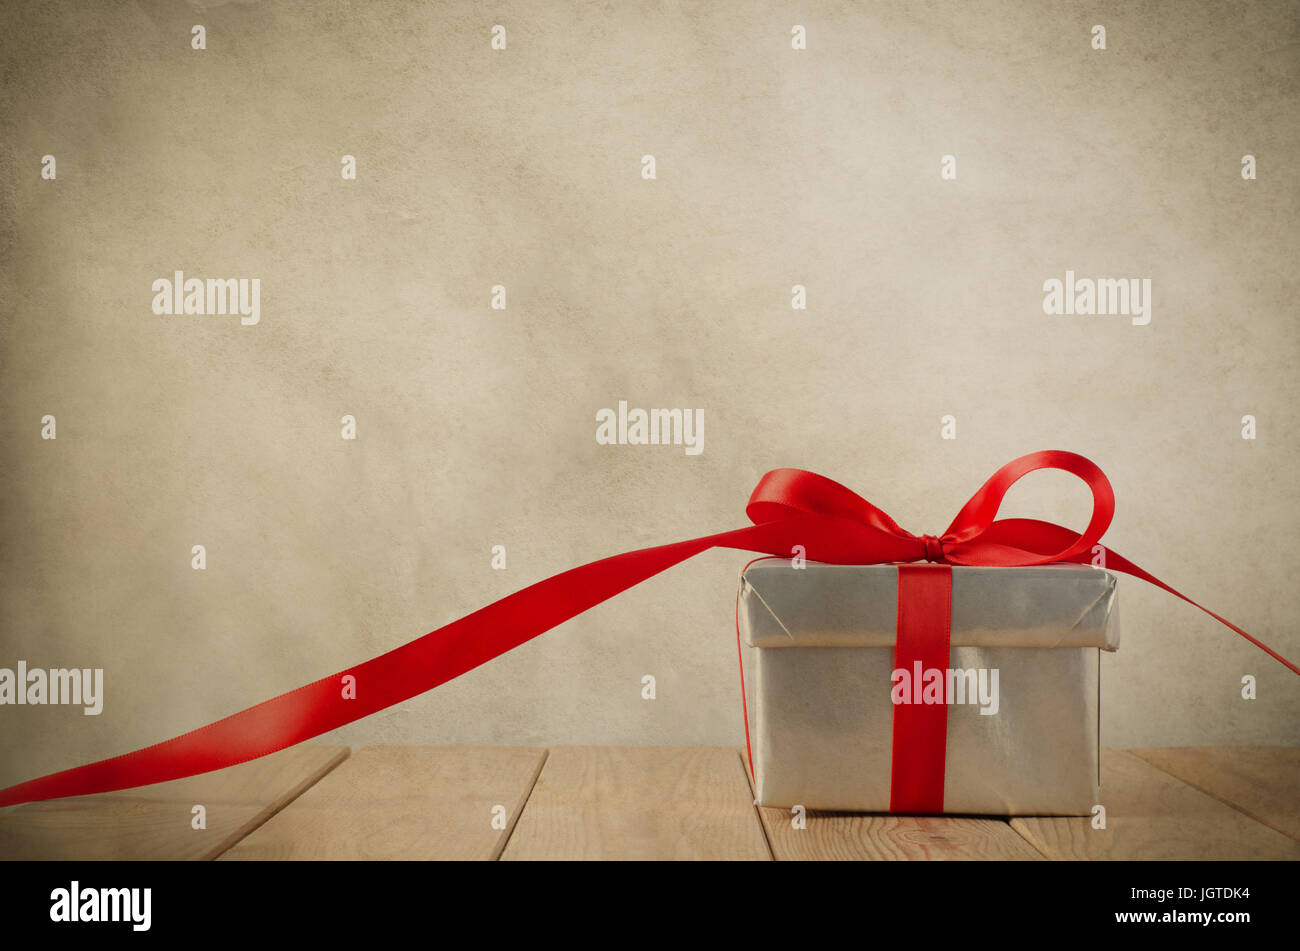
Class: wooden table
2,746,1296,860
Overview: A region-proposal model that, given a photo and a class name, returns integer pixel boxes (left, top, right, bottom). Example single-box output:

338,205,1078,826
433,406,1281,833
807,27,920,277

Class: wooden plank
0,745,348,861
219,746,546,860
1128,746,1300,842
758,808,1043,860
500,746,770,860
1012,749,1300,860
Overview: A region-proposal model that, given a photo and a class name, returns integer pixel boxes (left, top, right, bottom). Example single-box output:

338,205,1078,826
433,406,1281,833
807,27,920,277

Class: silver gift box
739,560,1120,816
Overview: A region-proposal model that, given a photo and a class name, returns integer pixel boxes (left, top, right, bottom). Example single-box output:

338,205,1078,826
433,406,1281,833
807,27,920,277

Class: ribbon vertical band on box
889,564,953,814
2,450,1297,809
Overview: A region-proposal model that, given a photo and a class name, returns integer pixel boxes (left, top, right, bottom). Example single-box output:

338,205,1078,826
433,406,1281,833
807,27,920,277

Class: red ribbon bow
0,450,1293,808
745,449,1115,566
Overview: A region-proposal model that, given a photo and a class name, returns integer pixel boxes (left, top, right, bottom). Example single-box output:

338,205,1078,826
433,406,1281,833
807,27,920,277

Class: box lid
740,560,1119,650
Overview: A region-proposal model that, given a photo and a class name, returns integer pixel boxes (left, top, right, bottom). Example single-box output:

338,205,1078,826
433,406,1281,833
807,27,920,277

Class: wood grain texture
1127,746,1300,842
219,746,546,860
1012,749,1300,860
500,747,770,860
759,808,1043,860
0,745,348,861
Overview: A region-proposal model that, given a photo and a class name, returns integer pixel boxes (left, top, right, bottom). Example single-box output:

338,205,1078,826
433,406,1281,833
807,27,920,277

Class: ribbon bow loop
746,467,906,534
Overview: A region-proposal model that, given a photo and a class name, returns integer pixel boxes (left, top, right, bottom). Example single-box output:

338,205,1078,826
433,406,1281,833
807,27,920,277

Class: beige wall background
2,0,1298,790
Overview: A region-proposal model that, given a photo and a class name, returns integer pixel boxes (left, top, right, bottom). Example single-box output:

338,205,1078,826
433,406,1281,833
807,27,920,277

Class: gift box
739,559,1120,816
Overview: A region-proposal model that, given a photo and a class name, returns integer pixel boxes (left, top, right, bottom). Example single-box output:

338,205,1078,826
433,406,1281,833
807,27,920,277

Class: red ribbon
1,450,1295,808
890,564,953,813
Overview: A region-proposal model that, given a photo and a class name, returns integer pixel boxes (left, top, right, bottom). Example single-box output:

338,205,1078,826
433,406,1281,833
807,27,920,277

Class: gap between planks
492,748,548,860
499,746,772,860
220,746,548,860
1126,746,1300,843
0,744,350,861
1011,749,1300,861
